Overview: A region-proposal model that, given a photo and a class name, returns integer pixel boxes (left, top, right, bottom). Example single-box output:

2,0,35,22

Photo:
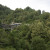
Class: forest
0,4,50,50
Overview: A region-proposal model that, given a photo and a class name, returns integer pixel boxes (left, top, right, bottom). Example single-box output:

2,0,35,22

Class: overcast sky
0,0,50,12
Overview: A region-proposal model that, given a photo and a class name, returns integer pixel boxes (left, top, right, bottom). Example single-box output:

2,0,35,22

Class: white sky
0,0,50,12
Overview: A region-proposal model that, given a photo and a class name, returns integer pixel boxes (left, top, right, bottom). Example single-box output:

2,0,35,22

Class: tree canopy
0,4,50,50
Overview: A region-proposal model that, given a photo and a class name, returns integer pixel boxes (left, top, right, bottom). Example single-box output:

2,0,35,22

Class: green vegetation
0,4,50,50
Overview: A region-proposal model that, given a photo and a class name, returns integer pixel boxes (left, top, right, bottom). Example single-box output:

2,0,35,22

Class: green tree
31,36,46,50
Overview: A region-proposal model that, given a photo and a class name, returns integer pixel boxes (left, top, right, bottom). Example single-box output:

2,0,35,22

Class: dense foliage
0,4,50,50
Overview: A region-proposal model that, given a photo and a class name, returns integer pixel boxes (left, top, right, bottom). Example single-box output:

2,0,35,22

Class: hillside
0,4,50,50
